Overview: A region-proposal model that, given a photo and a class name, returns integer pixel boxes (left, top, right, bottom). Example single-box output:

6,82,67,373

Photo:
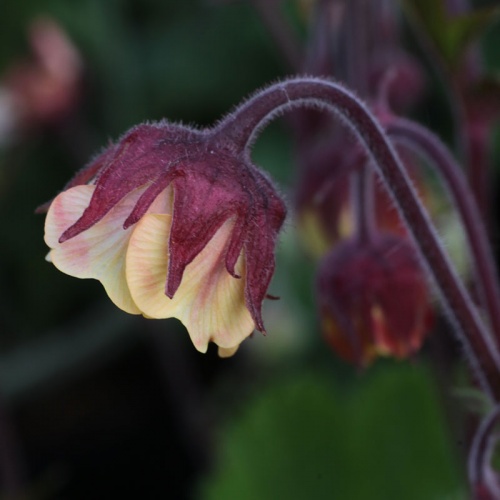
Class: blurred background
1,0,499,498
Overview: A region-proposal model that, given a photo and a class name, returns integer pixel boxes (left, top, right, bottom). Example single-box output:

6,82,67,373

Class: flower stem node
43,121,287,356
317,233,434,367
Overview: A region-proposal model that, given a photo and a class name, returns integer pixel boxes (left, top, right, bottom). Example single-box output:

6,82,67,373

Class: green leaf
447,8,500,67
199,364,466,500
401,0,500,69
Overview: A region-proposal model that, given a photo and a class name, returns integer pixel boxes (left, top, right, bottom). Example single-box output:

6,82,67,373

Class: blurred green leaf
199,364,466,500
401,0,500,69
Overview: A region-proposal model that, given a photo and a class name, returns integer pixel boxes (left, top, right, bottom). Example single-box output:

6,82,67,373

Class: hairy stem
351,165,375,243
468,405,500,500
303,0,339,76
385,117,500,345
345,0,368,95
213,77,500,401
466,118,491,231
345,0,374,244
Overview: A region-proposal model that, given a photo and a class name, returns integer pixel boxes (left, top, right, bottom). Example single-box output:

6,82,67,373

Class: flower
316,233,433,366
2,17,82,132
43,122,286,356
294,136,423,256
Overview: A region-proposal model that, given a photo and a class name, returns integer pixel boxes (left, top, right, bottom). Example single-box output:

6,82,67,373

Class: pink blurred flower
1,17,82,135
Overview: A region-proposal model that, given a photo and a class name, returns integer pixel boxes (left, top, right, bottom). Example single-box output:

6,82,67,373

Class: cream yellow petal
218,345,240,358
44,185,173,314
126,214,255,353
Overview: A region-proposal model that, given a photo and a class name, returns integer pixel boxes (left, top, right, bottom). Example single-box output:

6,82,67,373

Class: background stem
352,165,375,243
386,117,500,343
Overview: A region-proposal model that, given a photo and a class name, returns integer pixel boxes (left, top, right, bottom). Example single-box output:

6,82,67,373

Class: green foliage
401,0,500,69
200,364,466,500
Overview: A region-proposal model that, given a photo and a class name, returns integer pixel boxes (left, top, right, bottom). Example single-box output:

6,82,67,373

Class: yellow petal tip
218,345,240,358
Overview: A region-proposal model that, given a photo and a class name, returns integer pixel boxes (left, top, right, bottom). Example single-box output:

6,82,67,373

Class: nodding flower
317,233,433,366
42,121,287,357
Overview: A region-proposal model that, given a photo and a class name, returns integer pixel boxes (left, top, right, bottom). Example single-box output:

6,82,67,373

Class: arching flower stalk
213,77,500,404
468,405,500,499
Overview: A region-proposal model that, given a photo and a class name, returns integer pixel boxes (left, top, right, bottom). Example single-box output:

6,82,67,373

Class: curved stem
466,118,491,231
303,0,339,76
212,77,500,401
468,405,500,499
345,0,374,244
402,4,468,162
385,117,500,345
352,165,375,243
345,0,368,95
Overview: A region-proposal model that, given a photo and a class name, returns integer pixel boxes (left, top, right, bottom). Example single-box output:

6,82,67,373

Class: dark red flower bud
294,135,424,255
316,233,434,366
369,48,427,113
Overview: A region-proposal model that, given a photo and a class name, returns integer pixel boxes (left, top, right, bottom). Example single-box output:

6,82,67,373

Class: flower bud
295,139,416,256
42,122,286,356
316,233,433,366
368,48,426,113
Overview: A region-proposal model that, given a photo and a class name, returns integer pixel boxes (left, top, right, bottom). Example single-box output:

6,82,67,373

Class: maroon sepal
45,121,287,333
